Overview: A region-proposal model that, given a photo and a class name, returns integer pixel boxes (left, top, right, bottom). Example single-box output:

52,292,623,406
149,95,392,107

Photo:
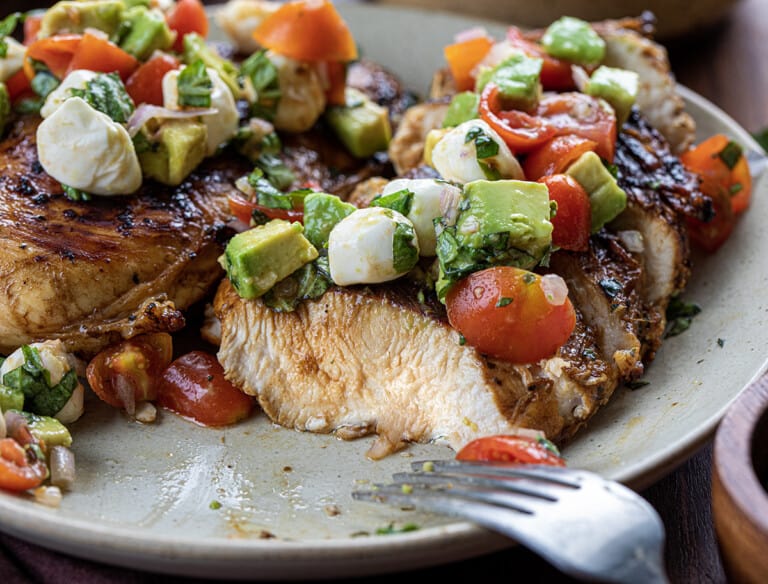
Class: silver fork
352,460,670,584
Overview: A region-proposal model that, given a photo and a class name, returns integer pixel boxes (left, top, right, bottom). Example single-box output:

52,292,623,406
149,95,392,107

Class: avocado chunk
475,54,543,112
15,411,73,448
0,82,10,138
220,219,319,299
183,33,243,99
541,16,606,65
585,65,639,126
0,383,24,412
566,151,627,232
435,179,553,300
325,88,392,159
443,91,479,128
303,192,356,249
39,1,124,39
119,6,174,61
138,118,207,186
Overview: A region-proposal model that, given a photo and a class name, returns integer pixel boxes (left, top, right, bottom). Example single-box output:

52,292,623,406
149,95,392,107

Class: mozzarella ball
328,207,419,286
430,119,524,184
40,69,99,118
215,0,279,55
163,67,239,156
0,37,26,83
269,52,327,133
37,97,142,195
382,178,463,256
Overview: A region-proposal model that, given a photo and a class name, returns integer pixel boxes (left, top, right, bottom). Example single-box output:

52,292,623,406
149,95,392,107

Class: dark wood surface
1,1,766,583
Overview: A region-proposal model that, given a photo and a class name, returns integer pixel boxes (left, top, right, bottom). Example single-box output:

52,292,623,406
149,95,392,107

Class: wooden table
1,1,766,583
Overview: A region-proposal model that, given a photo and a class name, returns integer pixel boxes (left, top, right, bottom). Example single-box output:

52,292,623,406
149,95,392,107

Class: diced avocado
423,128,449,167
138,118,207,186
123,0,151,7
302,192,356,249
0,82,10,138
585,66,639,126
541,16,606,65
16,411,72,448
325,88,392,159
475,54,543,112
39,1,125,39
566,151,627,232
435,179,553,300
443,91,479,128
119,6,174,61
220,219,319,299
183,33,243,99
0,384,24,412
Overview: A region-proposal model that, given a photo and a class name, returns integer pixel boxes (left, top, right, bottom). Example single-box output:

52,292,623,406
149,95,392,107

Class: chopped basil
717,338,725,348
717,140,743,170
263,261,332,312
729,182,743,195
62,184,92,202
14,97,44,115
31,71,60,100
240,49,281,121
375,523,420,535
209,500,222,510
496,297,513,307
458,334,466,346
2,346,78,417
371,188,414,217
71,73,135,123
664,296,701,338
465,125,500,159
0,384,24,412
0,12,21,58
177,59,213,108
522,272,536,285
255,153,295,191
392,220,419,273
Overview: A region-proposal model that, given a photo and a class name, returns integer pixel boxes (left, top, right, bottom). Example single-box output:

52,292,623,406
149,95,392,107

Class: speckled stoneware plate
1,3,767,580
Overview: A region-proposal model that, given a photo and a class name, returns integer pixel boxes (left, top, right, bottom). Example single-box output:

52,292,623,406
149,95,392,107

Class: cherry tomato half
456,434,566,466
86,333,174,411
0,438,48,492
537,92,617,162
157,351,255,427
125,53,181,106
479,83,557,154
523,134,598,181
446,266,576,365
539,174,591,252
506,27,575,91
228,194,304,226
167,0,209,53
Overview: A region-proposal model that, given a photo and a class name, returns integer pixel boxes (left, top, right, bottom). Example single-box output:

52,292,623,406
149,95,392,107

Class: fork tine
412,459,582,488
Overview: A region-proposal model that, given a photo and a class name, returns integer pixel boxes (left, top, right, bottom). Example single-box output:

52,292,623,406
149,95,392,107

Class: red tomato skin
456,435,566,466
167,0,209,53
25,34,82,80
125,53,181,106
446,267,576,365
479,83,556,154
538,174,591,252
506,27,575,91
5,69,33,102
228,194,304,225
0,438,48,492
523,134,598,181
157,351,254,427
66,32,140,81
537,93,617,162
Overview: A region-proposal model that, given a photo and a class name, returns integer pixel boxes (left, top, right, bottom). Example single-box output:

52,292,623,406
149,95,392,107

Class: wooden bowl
712,373,768,584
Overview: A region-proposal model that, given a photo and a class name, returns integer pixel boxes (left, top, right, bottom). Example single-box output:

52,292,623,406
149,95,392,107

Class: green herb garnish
177,59,212,108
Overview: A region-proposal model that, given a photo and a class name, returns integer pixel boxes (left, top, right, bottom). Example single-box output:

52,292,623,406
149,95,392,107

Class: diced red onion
127,104,219,137
540,274,570,306
49,445,76,491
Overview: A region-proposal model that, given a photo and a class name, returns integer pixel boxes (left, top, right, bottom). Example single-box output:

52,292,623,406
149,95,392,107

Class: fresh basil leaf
31,71,60,99
62,184,92,202
71,73,135,123
0,13,21,59
392,220,419,273
371,188,413,217
263,261,332,312
178,59,212,108
718,140,743,170
465,125,499,159
240,49,280,121
255,153,294,191
2,346,77,417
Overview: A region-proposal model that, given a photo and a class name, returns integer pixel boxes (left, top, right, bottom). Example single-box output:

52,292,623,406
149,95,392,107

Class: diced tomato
537,92,617,162
228,194,304,226
23,12,43,46
66,31,139,81
86,333,174,411
157,351,255,427
322,60,347,106
5,69,33,102
444,34,494,92
506,27,575,91
523,134,598,181
446,266,576,364
166,0,209,53
456,434,566,466
25,34,82,79
479,83,557,153
538,174,591,252
685,181,735,253
680,134,752,216
0,438,48,492
125,53,181,106
252,0,358,62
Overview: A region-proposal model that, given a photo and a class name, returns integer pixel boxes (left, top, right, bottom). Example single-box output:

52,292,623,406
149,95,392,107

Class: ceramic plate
1,3,767,580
